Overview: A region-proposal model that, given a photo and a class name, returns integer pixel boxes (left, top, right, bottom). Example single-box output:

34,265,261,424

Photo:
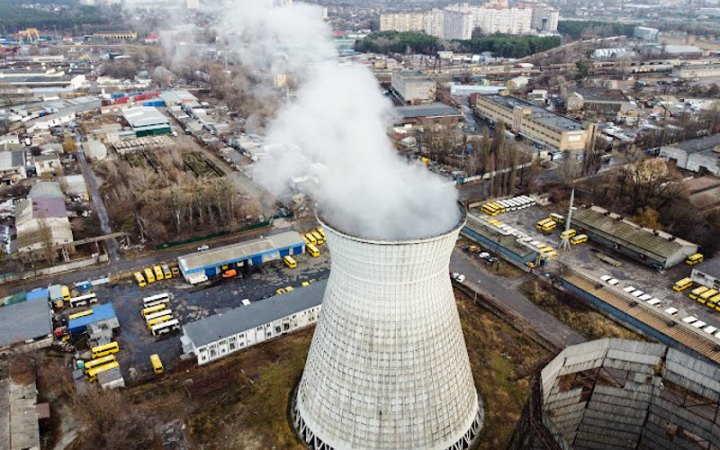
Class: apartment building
474,94,590,151
443,9,475,40
530,5,559,32
424,9,445,38
379,12,425,32
474,4,533,35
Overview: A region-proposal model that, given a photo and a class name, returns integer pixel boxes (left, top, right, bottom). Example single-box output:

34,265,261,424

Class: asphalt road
450,249,585,349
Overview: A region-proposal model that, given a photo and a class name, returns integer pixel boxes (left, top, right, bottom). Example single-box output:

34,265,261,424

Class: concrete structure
565,87,631,116
659,134,720,176
462,214,539,267
391,71,437,105
470,3,533,35
25,111,76,133
293,207,483,449
531,5,559,32
1,378,42,450
181,280,325,365
0,298,52,349
177,231,305,280
449,84,506,96
443,9,474,40
33,152,60,177
0,151,26,184
61,174,89,201
379,12,425,32
572,206,698,269
28,182,63,200
509,339,720,449
674,63,720,79
394,103,463,126
423,8,445,38
691,258,720,290
15,198,74,260
474,94,590,151
159,89,198,105
634,26,659,41
122,106,171,137
97,366,125,390
82,140,107,161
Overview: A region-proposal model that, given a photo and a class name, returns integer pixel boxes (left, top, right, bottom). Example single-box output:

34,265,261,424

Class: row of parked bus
303,227,325,258
84,341,121,383
687,284,720,314
481,196,536,217
140,293,180,337
134,264,179,287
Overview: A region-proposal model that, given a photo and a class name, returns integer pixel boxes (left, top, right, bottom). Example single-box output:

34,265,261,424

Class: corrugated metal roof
178,231,305,273
28,182,64,200
122,106,169,129
0,150,25,170
695,258,720,279
0,298,52,347
183,279,325,348
395,103,462,119
68,303,116,332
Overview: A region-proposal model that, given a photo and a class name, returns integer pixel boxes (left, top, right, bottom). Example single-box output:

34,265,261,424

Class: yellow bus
86,361,120,383
311,231,325,245
304,233,317,245
150,354,164,375
699,289,718,303
144,268,155,283
689,286,709,300
570,234,588,245
83,355,116,373
162,265,172,279
481,203,499,216
144,309,173,323
316,227,325,240
142,304,167,317
153,265,164,281
61,285,71,301
133,272,146,287
559,229,577,240
147,315,173,329
490,202,506,213
283,255,297,269
686,253,704,265
549,213,565,225
535,218,553,229
68,309,93,320
306,243,320,257
91,341,119,358
537,220,557,233
673,277,693,292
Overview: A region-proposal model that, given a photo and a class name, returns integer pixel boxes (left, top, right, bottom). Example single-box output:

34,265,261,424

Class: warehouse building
473,93,591,151
181,279,325,365
461,214,539,267
121,106,171,137
0,298,53,350
659,134,720,176
67,303,119,337
691,258,720,290
391,71,437,105
177,231,305,281
572,206,698,269
393,102,463,127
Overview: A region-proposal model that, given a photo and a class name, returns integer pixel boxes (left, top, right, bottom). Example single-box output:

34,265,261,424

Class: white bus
144,309,173,323
69,293,98,308
151,319,180,336
142,293,170,308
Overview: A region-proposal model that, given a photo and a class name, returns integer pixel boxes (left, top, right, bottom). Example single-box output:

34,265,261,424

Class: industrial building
15,197,74,261
293,207,483,449
393,102,463,126
181,280,325,365
572,206,698,269
691,258,720,290
121,106,171,137
473,93,590,151
674,63,720,79
67,303,119,337
390,71,437,105
634,25,659,41
0,150,26,184
177,231,305,281
659,134,720,176
1,377,44,450
462,214,539,267
509,339,720,449
0,298,53,349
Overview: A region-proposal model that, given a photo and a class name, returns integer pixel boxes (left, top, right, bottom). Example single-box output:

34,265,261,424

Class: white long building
180,280,325,365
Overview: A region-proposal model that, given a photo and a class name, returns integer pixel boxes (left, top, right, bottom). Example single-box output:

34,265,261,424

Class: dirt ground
38,290,552,450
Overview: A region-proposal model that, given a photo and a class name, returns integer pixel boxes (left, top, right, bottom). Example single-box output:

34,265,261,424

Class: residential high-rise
293,206,483,450
472,3,533,35
530,5,559,32
379,12,425,32
443,9,475,40
423,8,445,38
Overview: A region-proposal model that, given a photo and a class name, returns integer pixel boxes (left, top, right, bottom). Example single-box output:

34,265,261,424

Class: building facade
530,5,559,32
474,94,590,151
659,134,720,176
390,71,437,105
443,9,474,40
423,8,445,38
472,4,533,35
181,280,325,365
691,259,720,290
674,63,720,79
379,12,425,32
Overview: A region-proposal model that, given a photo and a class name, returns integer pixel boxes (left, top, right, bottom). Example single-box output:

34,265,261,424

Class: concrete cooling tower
509,338,720,450
292,205,483,450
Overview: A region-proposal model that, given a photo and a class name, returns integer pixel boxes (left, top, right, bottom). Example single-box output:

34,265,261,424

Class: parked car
451,272,466,283
197,244,210,251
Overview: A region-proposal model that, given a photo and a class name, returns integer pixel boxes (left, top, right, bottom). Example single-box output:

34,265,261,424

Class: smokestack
293,204,483,449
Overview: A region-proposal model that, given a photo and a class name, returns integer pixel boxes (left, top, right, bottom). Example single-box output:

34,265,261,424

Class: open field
35,289,552,449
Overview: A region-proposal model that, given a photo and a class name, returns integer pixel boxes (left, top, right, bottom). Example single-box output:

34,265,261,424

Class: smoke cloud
152,0,461,240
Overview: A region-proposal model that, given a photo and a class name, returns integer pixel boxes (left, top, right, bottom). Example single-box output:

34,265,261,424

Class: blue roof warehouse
177,231,306,281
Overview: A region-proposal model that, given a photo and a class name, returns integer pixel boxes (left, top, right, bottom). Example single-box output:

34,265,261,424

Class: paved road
450,249,585,349
75,135,120,261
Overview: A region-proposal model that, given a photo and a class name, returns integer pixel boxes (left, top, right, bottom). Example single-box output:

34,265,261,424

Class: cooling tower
293,206,483,450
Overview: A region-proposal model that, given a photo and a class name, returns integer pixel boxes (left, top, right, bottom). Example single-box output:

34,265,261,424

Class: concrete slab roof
28,181,64,200
395,103,462,119
667,133,720,154
0,151,25,170
183,279,326,348
0,299,52,347
695,257,720,279
178,231,305,273
484,94,584,132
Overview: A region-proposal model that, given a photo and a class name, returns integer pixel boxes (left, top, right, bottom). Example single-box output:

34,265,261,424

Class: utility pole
560,188,575,251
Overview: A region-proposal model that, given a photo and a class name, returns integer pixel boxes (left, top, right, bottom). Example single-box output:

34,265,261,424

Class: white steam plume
175,0,462,240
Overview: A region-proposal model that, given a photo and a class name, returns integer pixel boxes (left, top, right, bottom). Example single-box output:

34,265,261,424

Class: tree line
0,2,113,34
355,31,561,58
557,21,635,39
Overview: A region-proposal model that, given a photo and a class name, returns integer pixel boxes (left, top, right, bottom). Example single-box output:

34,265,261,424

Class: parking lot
71,249,330,380
479,204,720,330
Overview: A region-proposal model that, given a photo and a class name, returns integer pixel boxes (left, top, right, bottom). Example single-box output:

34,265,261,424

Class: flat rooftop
483,94,584,132
464,214,537,260
395,103,462,119
572,206,696,261
122,107,169,129
695,257,720,279
667,133,720,154
183,279,326,348
572,87,627,102
0,299,52,348
178,231,304,273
